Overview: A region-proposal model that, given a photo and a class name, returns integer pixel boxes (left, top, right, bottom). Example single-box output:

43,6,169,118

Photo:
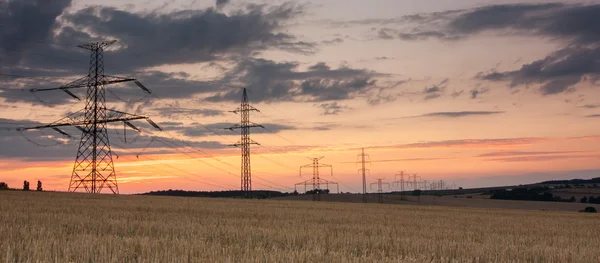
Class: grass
1,191,599,262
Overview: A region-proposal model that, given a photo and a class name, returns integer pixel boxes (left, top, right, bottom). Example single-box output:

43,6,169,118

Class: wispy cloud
357,137,548,151
409,111,504,118
477,151,584,157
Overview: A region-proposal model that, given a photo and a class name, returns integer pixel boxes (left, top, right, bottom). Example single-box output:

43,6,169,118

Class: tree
458,187,463,190
0,182,8,190
23,180,30,191
569,196,576,203
581,196,588,203
36,180,43,191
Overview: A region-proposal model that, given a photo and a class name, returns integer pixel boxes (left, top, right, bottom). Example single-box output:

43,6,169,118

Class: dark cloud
316,102,349,115
0,117,232,161
381,3,600,95
477,46,600,95
422,78,448,100
216,0,230,10
410,111,504,118
451,90,464,98
205,59,382,103
321,38,344,45
58,3,312,70
471,87,490,99
0,1,317,104
391,3,600,44
0,0,72,67
181,122,296,137
154,107,224,119
580,104,600,109
585,114,600,118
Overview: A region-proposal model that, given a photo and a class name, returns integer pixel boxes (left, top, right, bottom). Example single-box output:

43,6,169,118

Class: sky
1,0,600,194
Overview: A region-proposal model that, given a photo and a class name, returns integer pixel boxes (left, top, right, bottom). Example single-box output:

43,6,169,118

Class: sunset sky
1,0,600,194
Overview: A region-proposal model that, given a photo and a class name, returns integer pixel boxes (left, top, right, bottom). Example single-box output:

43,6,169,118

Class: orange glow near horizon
2,133,600,194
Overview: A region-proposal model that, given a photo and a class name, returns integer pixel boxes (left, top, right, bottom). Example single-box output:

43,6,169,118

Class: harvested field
1,191,599,262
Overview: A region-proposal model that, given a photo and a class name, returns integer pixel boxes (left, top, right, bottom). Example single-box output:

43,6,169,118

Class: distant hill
538,177,600,185
139,189,290,199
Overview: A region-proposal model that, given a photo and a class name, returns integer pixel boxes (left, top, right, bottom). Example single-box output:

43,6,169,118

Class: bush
580,207,597,213
0,182,8,190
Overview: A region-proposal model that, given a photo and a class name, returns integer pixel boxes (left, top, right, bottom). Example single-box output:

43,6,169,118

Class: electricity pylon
412,173,420,190
226,88,263,199
392,171,406,200
370,178,390,204
357,148,370,203
295,157,339,201
18,40,161,194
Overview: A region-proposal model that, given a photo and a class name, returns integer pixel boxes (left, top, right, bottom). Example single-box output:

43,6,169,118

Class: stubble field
1,191,599,263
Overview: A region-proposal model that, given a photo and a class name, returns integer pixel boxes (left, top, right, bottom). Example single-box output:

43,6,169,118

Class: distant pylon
370,178,390,203
295,157,339,201
392,171,406,200
18,40,161,194
357,148,371,203
226,88,263,199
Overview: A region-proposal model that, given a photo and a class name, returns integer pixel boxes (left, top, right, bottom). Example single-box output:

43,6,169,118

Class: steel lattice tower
19,40,161,194
295,157,339,201
392,171,406,200
357,148,370,203
226,88,263,199
370,178,390,204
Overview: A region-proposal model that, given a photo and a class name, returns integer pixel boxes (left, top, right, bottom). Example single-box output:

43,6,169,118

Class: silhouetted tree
589,196,597,204
23,180,30,191
569,196,576,203
292,190,298,195
581,196,588,203
0,182,8,190
36,180,42,191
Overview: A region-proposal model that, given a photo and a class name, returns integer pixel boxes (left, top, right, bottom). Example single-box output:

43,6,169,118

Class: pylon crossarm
30,76,137,93
227,124,264,130
232,106,260,113
78,40,117,50
18,116,148,131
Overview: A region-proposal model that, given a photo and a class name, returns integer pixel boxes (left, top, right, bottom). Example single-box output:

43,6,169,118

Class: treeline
540,177,600,185
580,196,600,204
491,187,576,202
140,189,291,199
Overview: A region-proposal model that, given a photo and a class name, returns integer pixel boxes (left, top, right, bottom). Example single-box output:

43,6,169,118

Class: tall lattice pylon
392,171,406,200
226,88,263,199
357,148,371,203
295,157,339,201
19,40,161,194
370,178,390,204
